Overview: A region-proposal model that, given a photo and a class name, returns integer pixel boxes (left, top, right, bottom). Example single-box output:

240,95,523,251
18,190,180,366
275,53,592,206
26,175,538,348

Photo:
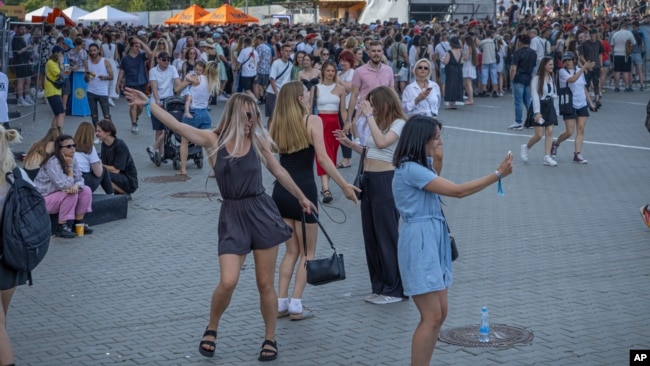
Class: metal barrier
0,17,45,125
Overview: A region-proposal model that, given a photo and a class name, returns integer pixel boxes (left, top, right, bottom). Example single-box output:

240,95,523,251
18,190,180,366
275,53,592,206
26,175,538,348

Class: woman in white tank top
313,61,347,203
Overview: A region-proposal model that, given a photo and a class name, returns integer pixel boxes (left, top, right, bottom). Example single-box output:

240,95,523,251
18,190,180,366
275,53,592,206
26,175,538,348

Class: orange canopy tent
32,8,75,27
196,4,259,24
163,4,210,25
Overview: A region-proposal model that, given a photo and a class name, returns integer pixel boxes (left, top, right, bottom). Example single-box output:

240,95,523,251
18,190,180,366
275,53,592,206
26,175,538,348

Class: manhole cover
143,175,191,183
170,191,220,199
438,324,533,348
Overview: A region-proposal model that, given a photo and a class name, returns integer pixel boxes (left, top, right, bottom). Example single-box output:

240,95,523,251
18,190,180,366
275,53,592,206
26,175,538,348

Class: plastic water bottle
479,307,490,342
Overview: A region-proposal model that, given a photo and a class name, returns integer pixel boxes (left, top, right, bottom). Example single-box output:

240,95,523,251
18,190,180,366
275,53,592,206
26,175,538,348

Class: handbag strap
356,146,367,176
301,212,338,258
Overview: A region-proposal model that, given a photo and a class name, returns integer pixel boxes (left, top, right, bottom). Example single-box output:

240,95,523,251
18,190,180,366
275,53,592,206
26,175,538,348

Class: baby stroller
157,97,204,170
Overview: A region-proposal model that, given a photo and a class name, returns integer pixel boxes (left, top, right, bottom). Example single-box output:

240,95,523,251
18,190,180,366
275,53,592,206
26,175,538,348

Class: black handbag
352,147,367,200
302,213,346,286
440,206,458,262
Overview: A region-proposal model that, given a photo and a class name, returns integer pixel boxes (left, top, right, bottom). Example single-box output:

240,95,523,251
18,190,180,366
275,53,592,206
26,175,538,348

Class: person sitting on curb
34,134,93,238
96,119,138,199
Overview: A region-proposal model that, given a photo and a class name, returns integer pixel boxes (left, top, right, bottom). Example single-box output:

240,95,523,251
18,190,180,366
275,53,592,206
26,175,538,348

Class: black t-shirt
512,46,537,85
120,52,148,86
578,40,604,66
101,138,138,188
12,35,30,64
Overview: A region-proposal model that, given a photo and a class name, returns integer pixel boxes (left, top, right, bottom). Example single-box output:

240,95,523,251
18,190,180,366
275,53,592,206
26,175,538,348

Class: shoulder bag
47,74,65,89
557,71,573,116
352,147,367,200
302,213,346,286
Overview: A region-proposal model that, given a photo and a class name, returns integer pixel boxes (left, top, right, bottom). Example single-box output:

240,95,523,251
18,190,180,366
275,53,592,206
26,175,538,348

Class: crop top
316,83,339,111
366,118,406,163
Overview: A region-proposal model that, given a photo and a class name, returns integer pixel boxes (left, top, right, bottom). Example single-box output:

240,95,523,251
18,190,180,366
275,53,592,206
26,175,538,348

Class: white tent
77,6,139,24
25,6,53,22
63,6,90,22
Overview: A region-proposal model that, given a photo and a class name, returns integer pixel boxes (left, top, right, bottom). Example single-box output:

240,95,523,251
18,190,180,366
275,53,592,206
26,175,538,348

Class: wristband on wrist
145,101,152,118
364,113,373,118
495,170,503,180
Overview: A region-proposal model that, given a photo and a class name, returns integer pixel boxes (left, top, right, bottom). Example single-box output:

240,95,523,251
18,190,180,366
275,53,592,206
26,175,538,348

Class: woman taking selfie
123,87,317,362
392,115,513,366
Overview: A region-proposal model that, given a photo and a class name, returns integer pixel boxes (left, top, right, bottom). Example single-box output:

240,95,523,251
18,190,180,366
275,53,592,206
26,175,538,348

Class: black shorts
47,95,65,115
613,55,632,72
109,172,136,194
126,84,147,93
265,92,277,117
563,105,590,120
62,78,71,96
239,76,255,92
13,64,31,78
255,74,270,86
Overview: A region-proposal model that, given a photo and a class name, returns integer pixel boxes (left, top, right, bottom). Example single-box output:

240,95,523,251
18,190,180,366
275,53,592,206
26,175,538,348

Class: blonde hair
205,61,222,96
0,126,22,187
413,58,432,79
24,127,60,170
270,81,311,154
212,93,274,164
367,86,406,131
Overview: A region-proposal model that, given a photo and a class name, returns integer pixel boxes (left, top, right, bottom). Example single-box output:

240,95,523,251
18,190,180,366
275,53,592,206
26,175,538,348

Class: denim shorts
631,53,643,66
182,108,211,129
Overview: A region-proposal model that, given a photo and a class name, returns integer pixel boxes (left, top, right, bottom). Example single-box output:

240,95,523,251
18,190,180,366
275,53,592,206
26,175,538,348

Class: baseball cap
562,51,575,61
199,41,208,47
51,45,64,54
213,32,221,38
63,38,74,48
136,30,146,36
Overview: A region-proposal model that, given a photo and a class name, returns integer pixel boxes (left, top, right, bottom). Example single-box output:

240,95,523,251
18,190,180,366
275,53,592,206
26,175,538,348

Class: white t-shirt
149,65,180,100
363,118,406,163
190,75,210,109
0,72,8,123
266,59,292,95
559,67,588,109
237,47,259,77
74,146,100,173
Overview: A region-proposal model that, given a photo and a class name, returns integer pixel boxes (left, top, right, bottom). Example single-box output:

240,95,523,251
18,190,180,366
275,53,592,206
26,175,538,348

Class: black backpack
0,167,51,285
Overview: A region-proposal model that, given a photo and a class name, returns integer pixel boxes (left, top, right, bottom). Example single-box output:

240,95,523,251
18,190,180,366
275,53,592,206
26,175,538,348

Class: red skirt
316,113,341,176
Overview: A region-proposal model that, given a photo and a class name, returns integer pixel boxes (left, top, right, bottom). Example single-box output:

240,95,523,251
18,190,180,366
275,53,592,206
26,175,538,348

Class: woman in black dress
442,37,464,110
269,81,358,321
123,88,317,362
0,126,27,366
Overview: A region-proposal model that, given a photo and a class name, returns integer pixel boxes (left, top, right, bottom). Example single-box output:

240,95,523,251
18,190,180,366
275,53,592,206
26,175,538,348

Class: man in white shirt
610,21,637,92
529,29,548,72
265,44,293,129
235,37,259,94
434,31,450,98
147,52,180,162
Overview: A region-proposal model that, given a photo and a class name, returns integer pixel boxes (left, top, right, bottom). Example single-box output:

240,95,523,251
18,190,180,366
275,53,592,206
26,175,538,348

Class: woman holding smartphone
402,59,441,118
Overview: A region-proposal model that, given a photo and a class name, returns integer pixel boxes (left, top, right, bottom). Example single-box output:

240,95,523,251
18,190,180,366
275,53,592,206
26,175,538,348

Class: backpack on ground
0,167,51,285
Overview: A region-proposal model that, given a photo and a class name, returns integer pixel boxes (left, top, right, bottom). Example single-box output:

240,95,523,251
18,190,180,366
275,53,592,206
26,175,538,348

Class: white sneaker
217,94,229,102
369,295,404,305
108,98,115,106
17,98,30,107
24,95,34,105
543,155,557,166
37,90,45,99
508,122,523,130
364,294,379,303
131,123,139,134
520,144,529,162
573,153,588,164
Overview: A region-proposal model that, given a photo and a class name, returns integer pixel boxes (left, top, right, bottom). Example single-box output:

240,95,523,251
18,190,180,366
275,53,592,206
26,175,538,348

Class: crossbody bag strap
275,61,292,81
302,212,338,257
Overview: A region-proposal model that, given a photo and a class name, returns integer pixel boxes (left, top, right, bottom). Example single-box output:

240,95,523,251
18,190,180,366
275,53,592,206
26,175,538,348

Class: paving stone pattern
6,88,650,365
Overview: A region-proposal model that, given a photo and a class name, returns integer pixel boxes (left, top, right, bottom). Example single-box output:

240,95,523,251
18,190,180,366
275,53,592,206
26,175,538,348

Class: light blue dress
392,161,452,296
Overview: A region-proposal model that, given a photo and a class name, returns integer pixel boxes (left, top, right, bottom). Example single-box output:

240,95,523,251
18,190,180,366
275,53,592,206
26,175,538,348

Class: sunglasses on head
61,144,76,149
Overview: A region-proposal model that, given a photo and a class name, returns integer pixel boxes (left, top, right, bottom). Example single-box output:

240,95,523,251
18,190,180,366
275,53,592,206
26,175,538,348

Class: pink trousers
44,186,93,222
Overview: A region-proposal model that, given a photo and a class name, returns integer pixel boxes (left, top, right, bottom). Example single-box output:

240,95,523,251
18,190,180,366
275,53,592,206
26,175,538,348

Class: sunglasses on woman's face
417,66,429,70
61,144,76,149
246,111,260,120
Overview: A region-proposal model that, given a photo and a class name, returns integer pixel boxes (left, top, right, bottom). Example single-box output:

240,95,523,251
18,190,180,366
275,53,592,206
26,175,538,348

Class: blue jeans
481,63,498,85
513,82,531,124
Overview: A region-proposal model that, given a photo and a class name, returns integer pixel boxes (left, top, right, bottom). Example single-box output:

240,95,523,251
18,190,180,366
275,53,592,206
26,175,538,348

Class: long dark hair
393,115,442,169
43,135,74,172
536,56,554,96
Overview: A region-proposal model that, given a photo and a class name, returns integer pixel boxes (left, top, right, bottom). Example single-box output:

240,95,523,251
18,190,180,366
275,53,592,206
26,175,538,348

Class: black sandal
198,327,217,358
258,339,278,362
321,190,333,204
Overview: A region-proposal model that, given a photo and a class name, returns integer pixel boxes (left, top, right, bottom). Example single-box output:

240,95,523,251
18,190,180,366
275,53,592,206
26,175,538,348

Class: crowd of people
1,6,648,365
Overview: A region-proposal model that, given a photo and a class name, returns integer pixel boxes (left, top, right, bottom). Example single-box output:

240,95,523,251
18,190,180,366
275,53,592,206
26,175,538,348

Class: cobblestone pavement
6,86,650,366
